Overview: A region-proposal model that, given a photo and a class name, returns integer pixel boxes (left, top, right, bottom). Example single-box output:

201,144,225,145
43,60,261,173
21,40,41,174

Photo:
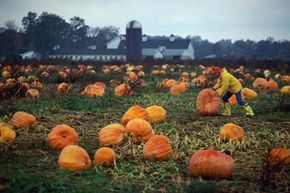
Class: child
212,67,254,117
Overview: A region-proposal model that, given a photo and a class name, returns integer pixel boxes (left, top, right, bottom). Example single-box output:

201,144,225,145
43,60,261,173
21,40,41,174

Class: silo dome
126,20,142,29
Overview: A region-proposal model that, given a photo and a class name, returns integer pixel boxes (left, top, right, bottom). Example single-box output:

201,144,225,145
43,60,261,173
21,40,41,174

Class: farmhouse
49,20,194,62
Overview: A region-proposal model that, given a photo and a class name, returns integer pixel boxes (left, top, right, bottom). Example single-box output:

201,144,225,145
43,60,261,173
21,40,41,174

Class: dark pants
222,90,245,106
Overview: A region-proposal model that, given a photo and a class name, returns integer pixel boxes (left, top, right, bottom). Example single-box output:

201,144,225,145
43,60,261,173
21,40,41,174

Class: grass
1,75,290,193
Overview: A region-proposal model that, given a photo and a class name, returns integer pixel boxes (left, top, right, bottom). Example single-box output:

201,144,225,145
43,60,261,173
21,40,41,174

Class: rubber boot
220,102,231,116
243,103,254,117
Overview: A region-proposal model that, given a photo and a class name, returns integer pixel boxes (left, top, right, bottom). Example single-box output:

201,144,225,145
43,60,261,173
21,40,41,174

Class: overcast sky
0,0,290,42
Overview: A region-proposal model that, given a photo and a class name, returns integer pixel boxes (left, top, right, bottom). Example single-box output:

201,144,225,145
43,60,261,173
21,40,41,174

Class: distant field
0,63,289,193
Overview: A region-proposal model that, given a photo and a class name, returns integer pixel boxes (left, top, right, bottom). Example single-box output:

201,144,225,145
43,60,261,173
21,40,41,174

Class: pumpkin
115,84,132,96
170,84,187,94
58,145,91,171
26,89,40,98
126,118,155,143
264,79,278,92
48,124,79,149
129,71,138,81
281,75,290,82
94,147,116,166
94,82,106,89
121,105,150,126
58,83,70,94
0,123,16,144
189,150,235,179
81,84,105,97
145,105,167,124
280,86,290,95
220,123,244,142
242,88,257,100
2,70,11,78
99,123,126,145
228,94,246,105
143,135,172,160
31,80,43,89
253,78,267,89
196,89,221,116
267,148,290,166
11,111,36,129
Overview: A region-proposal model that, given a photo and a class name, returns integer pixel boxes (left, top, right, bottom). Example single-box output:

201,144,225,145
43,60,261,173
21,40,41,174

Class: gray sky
1,0,290,42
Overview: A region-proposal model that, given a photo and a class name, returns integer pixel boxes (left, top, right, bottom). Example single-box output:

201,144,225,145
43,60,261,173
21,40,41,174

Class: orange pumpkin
31,80,43,89
58,145,91,171
143,135,172,160
94,82,106,89
0,123,16,144
228,94,246,105
280,86,290,95
264,79,278,92
48,124,79,150
121,105,150,126
189,150,235,179
126,118,155,143
145,105,167,124
219,123,244,142
281,75,290,82
99,124,126,145
81,84,105,97
253,78,267,89
196,89,221,116
170,84,187,94
11,111,36,129
26,89,40,98
115,84,132,96
267,148,290,166
94,147,116,166
0,82,5,90
58,83,70,94
242,88,257,100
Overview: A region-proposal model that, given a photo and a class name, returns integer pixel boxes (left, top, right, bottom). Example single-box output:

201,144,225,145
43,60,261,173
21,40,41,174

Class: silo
126,20,142,62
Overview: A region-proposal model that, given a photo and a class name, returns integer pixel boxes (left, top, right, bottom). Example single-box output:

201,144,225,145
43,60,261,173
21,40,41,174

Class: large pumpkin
196,89,221,116
0,123,16,144
121,105,150,126
189,150,235,179
143,135,172,160
11,111,36,129
48,124,79,149
145,105,167,124
94,147,116,166
99,124,126,145
219,123,244,142
58,145,91,171
126,118,155,143
267,148,290,166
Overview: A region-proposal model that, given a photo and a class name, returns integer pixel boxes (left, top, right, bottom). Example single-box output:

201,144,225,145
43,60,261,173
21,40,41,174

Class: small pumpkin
0,123,16,144
219,123,244,142
170,84,187,94
58,145,91,171
242,88,257,100
11,111,36,129
99,124,126,145
145,105,167,124
253,78,267,89
126,118,154,143
267,148,290,166
196,89,221,116
264,79,278,92
280,86,290,95
143,135,172,160
58,83,70,94
121,105,150,126
94,147,116,166
26,89,40,98
48,124,79,150
189,150,235,179
115,84,132,96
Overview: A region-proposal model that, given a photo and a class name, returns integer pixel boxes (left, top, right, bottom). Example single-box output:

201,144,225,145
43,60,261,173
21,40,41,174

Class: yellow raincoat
213,69,242,96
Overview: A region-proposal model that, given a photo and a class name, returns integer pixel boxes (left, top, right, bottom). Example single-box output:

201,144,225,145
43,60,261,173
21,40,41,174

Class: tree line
0,11,290,60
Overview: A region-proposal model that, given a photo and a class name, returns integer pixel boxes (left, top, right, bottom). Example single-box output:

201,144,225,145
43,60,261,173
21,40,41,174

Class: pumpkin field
0,61,289,193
